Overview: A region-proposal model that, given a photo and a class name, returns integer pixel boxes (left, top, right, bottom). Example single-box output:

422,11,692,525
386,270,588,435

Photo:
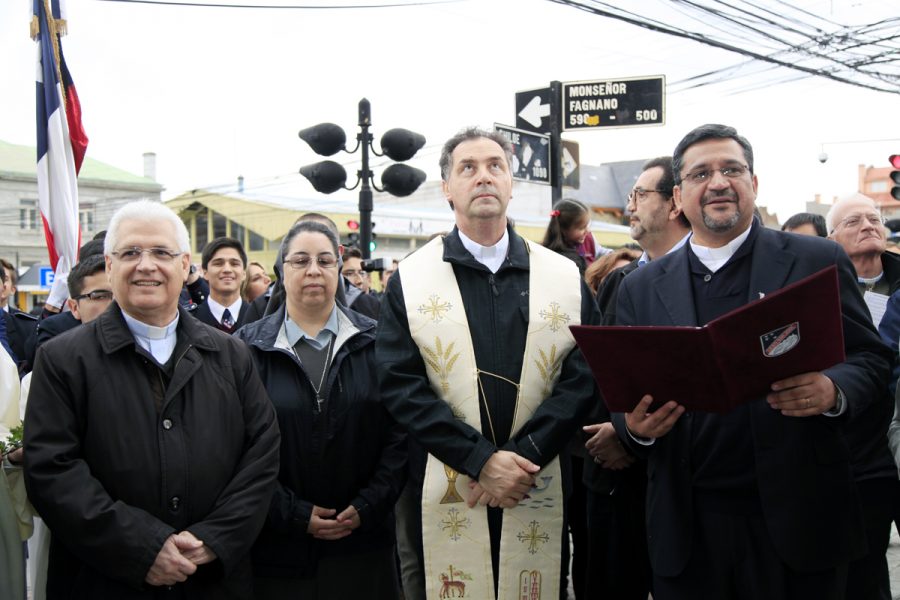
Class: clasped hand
307,504,361,541
466,450,540,509
145,531,217,587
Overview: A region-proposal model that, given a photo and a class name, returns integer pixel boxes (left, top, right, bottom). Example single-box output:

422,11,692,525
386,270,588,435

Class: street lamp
299,98,426,258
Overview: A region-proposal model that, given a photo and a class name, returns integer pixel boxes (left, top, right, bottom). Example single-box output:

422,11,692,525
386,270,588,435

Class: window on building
213,212,227,239
231,222,245,245
195,208,208,253
870,181,888,193
248,230,264,251
19,199,38,230
79,205,95,233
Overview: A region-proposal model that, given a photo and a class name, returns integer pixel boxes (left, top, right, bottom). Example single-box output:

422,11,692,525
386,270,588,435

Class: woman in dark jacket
236,220,406,599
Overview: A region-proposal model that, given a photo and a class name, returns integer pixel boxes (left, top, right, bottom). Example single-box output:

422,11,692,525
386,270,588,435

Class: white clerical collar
121,310,179,364
457,228,510,274
858,272,884,288
689,224,753,273
207,296,243,324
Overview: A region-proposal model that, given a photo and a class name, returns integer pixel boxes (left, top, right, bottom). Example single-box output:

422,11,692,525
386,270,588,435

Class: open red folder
571,265,846,414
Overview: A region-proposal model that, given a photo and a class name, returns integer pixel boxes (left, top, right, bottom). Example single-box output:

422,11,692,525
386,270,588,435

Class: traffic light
298,99,426,259
890,154,900,201
347,220,359,231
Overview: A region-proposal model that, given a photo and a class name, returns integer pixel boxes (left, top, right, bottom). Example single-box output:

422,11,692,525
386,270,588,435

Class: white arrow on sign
518,95,551,129
562,146,577,178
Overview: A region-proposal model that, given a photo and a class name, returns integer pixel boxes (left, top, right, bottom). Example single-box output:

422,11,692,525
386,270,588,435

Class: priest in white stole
376,127,601,600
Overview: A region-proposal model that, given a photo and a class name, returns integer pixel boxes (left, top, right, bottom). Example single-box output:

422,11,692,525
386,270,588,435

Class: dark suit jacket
4,308,38,372
192,301,251,333
611,226,892,576
26,311,81,367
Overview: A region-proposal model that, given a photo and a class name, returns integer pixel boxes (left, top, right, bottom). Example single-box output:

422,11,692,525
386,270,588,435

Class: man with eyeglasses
827,193,899,297
581,155,690,600
24,200,280,599
827,193,900,600
609,124,891,600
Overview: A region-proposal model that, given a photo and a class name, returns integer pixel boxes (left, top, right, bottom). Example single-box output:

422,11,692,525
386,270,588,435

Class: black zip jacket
236,303,406,579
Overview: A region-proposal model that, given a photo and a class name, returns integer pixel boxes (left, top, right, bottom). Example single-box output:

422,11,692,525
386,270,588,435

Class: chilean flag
35,0,87,281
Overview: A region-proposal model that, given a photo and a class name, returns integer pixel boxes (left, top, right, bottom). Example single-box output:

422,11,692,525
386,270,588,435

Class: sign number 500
635,109,658,122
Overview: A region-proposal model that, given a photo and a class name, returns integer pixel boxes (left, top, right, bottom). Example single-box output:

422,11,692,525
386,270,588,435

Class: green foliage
0,423,23,455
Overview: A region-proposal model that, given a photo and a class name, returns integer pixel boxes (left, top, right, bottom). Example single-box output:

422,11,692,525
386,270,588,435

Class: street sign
562,75,664,131
494,123,552,186
562,140,580,189
39,267,54,288
515,87,555,133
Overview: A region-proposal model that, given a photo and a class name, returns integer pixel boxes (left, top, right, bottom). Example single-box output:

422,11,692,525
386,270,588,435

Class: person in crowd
595,156,692,314
377,127,600,599
381,258,399,289
236,220,405,599
611,123,891,600
24,240,107,367
339,247,380,320
827,194,900,297
828,195,900,600
193,237,251,333
782,212,827,237
244,261,272,304
584,247,643,294
23,200,280,599
62,255,113,325
581,156,689,600
244,213,376,322
541,198,598,597
0,265,15,366
1,258,37,373
541,198,593,275
342,247,372,294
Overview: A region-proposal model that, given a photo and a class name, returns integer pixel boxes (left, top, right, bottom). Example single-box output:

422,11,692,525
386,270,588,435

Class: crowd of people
0,123,899,600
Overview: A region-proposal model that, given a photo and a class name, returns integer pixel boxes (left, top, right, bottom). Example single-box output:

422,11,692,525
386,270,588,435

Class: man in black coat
582,156,690,600
611,124,892,600
24,200,280,600
377,128,600,599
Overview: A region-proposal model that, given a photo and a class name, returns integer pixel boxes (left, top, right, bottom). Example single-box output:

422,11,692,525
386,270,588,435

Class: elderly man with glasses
827,193,900,600
23,200,280,600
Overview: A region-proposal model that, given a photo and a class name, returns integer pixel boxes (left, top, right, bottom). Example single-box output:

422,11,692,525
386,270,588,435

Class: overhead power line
546,0,900,96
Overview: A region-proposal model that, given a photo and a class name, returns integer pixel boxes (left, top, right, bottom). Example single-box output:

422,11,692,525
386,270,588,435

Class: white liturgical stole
401,235,581,600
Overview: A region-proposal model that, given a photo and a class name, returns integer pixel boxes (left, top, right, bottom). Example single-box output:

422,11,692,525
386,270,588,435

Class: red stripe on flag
41,213,60,271
64,83,87,174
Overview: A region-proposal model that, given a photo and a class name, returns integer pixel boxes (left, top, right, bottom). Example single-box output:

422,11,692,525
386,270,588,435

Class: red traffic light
347,220,360,231
890,154,900,169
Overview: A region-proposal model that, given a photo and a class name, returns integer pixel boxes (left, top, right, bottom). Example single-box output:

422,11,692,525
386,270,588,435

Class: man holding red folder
611,124,892,600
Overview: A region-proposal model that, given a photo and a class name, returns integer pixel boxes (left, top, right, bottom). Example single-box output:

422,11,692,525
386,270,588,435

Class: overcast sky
1,0,898,223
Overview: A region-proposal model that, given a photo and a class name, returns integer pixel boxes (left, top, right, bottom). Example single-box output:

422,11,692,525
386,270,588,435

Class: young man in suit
194,237,250,333
611,124,892,600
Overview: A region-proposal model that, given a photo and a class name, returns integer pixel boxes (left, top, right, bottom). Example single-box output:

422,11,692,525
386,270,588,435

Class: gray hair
104,200,191,255
825,193,879,234
439,126,514,181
